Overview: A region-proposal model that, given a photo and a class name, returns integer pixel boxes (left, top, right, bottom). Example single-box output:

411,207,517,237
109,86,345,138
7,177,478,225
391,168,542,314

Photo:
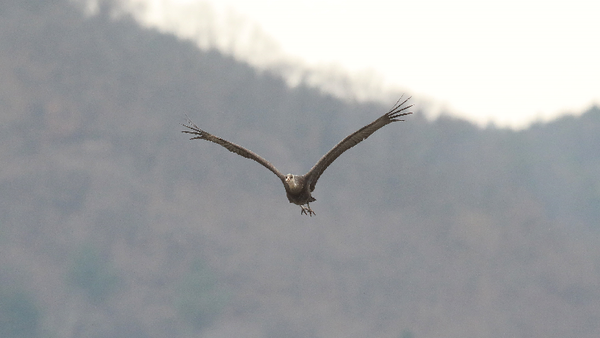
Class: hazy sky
129,0,600,128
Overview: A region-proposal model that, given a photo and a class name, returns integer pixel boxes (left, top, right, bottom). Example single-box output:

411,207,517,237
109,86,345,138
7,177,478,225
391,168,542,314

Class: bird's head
285,174,303,193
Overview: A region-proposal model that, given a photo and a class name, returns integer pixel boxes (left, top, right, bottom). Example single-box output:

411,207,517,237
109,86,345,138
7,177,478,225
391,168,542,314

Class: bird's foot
300,205,316,217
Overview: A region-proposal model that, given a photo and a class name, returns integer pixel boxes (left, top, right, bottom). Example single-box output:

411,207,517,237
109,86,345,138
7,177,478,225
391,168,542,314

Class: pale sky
122,0,600,129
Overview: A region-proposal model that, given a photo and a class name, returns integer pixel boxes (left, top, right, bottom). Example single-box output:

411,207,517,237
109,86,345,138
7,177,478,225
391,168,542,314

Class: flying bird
182,96,412,216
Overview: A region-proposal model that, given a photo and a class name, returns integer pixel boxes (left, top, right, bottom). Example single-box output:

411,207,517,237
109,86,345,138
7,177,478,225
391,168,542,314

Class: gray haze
1,1,599,337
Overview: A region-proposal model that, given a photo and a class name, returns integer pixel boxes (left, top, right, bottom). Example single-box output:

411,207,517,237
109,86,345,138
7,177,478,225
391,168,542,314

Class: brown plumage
182,96,412,216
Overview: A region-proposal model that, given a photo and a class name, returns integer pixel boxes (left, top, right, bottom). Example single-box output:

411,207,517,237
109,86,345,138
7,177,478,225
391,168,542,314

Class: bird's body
283,174,316,215
182,97,412,216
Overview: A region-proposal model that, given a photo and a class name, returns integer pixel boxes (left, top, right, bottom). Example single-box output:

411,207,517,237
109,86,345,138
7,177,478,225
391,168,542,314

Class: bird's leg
300,203,316,216
307,202,315,216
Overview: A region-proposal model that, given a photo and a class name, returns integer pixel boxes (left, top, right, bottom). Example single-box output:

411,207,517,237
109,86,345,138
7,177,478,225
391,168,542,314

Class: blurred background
1,1,599,337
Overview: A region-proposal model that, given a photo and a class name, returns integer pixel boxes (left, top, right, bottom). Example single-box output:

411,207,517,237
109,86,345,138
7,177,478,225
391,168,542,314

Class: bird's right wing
305,96,412,192
182,118,286,181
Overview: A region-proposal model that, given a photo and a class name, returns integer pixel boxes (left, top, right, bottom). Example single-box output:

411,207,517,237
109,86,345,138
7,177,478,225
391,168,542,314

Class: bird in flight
182,96,412,216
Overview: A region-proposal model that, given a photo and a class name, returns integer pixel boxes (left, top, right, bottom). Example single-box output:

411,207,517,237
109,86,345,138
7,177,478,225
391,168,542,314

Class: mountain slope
1,1,599,337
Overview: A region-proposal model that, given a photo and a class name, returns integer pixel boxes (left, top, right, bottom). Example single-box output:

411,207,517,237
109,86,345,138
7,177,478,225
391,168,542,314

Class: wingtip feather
386,96,413,122
181,116,209,140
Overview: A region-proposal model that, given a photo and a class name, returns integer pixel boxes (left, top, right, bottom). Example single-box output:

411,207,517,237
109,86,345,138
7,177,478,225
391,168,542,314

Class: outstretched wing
182,118,286,181
305,96,413,191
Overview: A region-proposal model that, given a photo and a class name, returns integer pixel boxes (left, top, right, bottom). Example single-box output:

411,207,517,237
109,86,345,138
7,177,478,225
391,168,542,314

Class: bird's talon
300,205,315,216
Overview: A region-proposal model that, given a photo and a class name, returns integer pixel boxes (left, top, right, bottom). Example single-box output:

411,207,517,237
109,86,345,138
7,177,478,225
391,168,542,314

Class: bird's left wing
305,96,412,192
182,118,286,182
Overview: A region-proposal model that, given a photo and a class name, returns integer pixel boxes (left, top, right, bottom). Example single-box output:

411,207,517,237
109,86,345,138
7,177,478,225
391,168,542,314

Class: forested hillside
1,1,599,337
